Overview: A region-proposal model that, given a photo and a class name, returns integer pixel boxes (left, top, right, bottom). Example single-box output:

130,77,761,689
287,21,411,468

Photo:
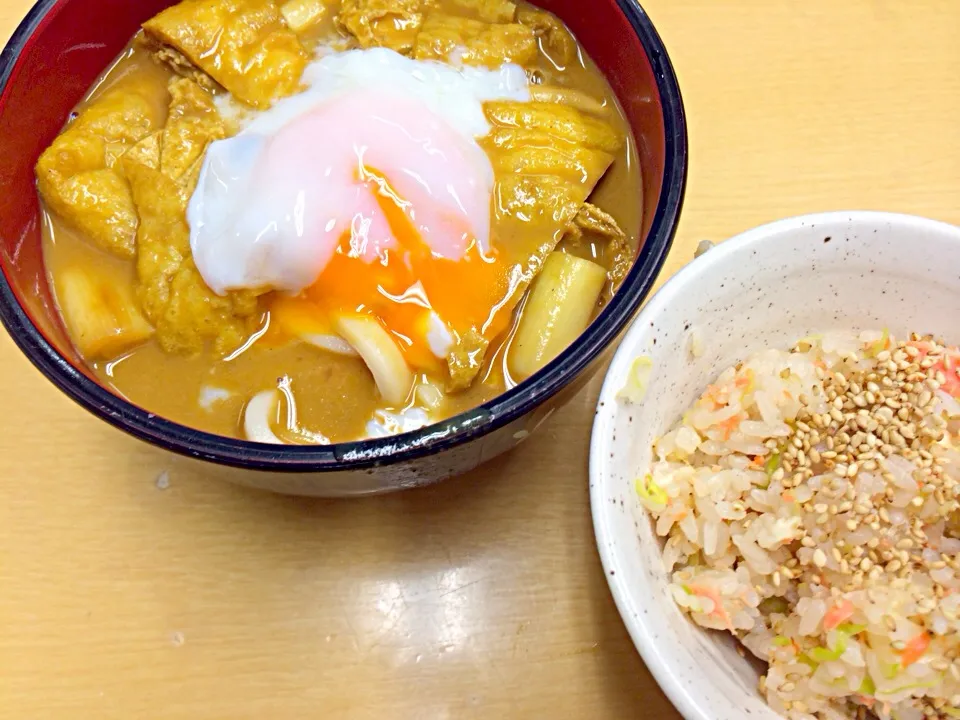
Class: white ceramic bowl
590,211,960,720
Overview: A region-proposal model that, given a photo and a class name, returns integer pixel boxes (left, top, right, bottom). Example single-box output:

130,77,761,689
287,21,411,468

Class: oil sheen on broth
38,0,643,444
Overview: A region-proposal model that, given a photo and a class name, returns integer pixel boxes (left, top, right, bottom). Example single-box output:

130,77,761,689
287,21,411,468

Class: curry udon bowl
0,0,686,496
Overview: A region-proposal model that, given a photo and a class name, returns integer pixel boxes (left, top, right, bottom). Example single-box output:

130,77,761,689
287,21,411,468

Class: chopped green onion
764,452,781,478
867,328,890,357
857,673,876,696
796,334,823,351
635,474,668,511
884,675,941,693
838,622,866,635
810,645,843,663
618,356,654,404
771,636,792,647
756,448,783,489
809,628,851,662
882,661,900,680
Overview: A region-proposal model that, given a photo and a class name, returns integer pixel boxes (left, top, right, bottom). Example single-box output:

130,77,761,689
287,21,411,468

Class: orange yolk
270,167,513,371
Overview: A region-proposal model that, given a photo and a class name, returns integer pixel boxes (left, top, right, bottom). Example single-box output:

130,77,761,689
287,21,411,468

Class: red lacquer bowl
0,0,686,496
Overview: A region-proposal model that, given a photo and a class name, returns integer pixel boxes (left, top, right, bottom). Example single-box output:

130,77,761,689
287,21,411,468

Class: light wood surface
1,2,958,718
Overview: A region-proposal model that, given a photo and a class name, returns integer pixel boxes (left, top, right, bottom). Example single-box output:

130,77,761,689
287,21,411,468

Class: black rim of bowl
0,0,688,473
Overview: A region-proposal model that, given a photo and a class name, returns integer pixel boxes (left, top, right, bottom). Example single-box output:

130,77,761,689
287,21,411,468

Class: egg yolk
278,166,507,371
307,166,502,366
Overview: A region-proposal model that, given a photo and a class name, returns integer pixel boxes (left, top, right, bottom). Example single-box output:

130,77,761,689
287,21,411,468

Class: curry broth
40,0,642,442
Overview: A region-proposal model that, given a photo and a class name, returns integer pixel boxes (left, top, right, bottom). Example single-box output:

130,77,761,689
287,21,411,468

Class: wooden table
1,2,958,718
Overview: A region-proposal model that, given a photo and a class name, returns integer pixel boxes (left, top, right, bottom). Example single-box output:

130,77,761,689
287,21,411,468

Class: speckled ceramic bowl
590,211,960,719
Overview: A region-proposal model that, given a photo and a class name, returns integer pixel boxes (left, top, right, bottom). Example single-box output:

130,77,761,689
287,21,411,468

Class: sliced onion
415,379,445,411
300,332,359,357
198,385,233,411
365,407,432,439
529,86,607,115
334,314,413,406
243,390,284,444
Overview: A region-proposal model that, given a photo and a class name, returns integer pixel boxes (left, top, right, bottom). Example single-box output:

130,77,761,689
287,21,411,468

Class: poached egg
188,48,529,370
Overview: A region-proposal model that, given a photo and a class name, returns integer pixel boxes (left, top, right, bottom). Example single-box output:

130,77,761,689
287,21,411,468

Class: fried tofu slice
483,101,622,255
151,45,220,93
516,6,576,65
422,0,516,23
279,0,332,33
413,14,536,66
568,203,634,286
40,169,140,259
121,131,163,173
122,156,263,355
118,88,261,355
446,329,489,392
338,0,423,53
143,0,308,108
161,78,226,181
485,101,624,154
36,84,164,259
337,0,525,60
117,79,224,183
443,101,623,389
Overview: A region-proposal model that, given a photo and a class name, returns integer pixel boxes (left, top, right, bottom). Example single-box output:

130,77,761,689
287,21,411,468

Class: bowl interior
591,212,960,720
0,0,673,463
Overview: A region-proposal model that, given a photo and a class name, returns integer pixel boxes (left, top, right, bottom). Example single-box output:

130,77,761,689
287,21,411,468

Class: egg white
188,48,530,297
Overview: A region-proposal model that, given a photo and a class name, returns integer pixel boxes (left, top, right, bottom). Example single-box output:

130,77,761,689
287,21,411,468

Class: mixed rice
641,331,960,720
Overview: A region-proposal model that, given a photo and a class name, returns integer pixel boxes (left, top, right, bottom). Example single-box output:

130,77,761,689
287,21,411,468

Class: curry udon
37,0,642,443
